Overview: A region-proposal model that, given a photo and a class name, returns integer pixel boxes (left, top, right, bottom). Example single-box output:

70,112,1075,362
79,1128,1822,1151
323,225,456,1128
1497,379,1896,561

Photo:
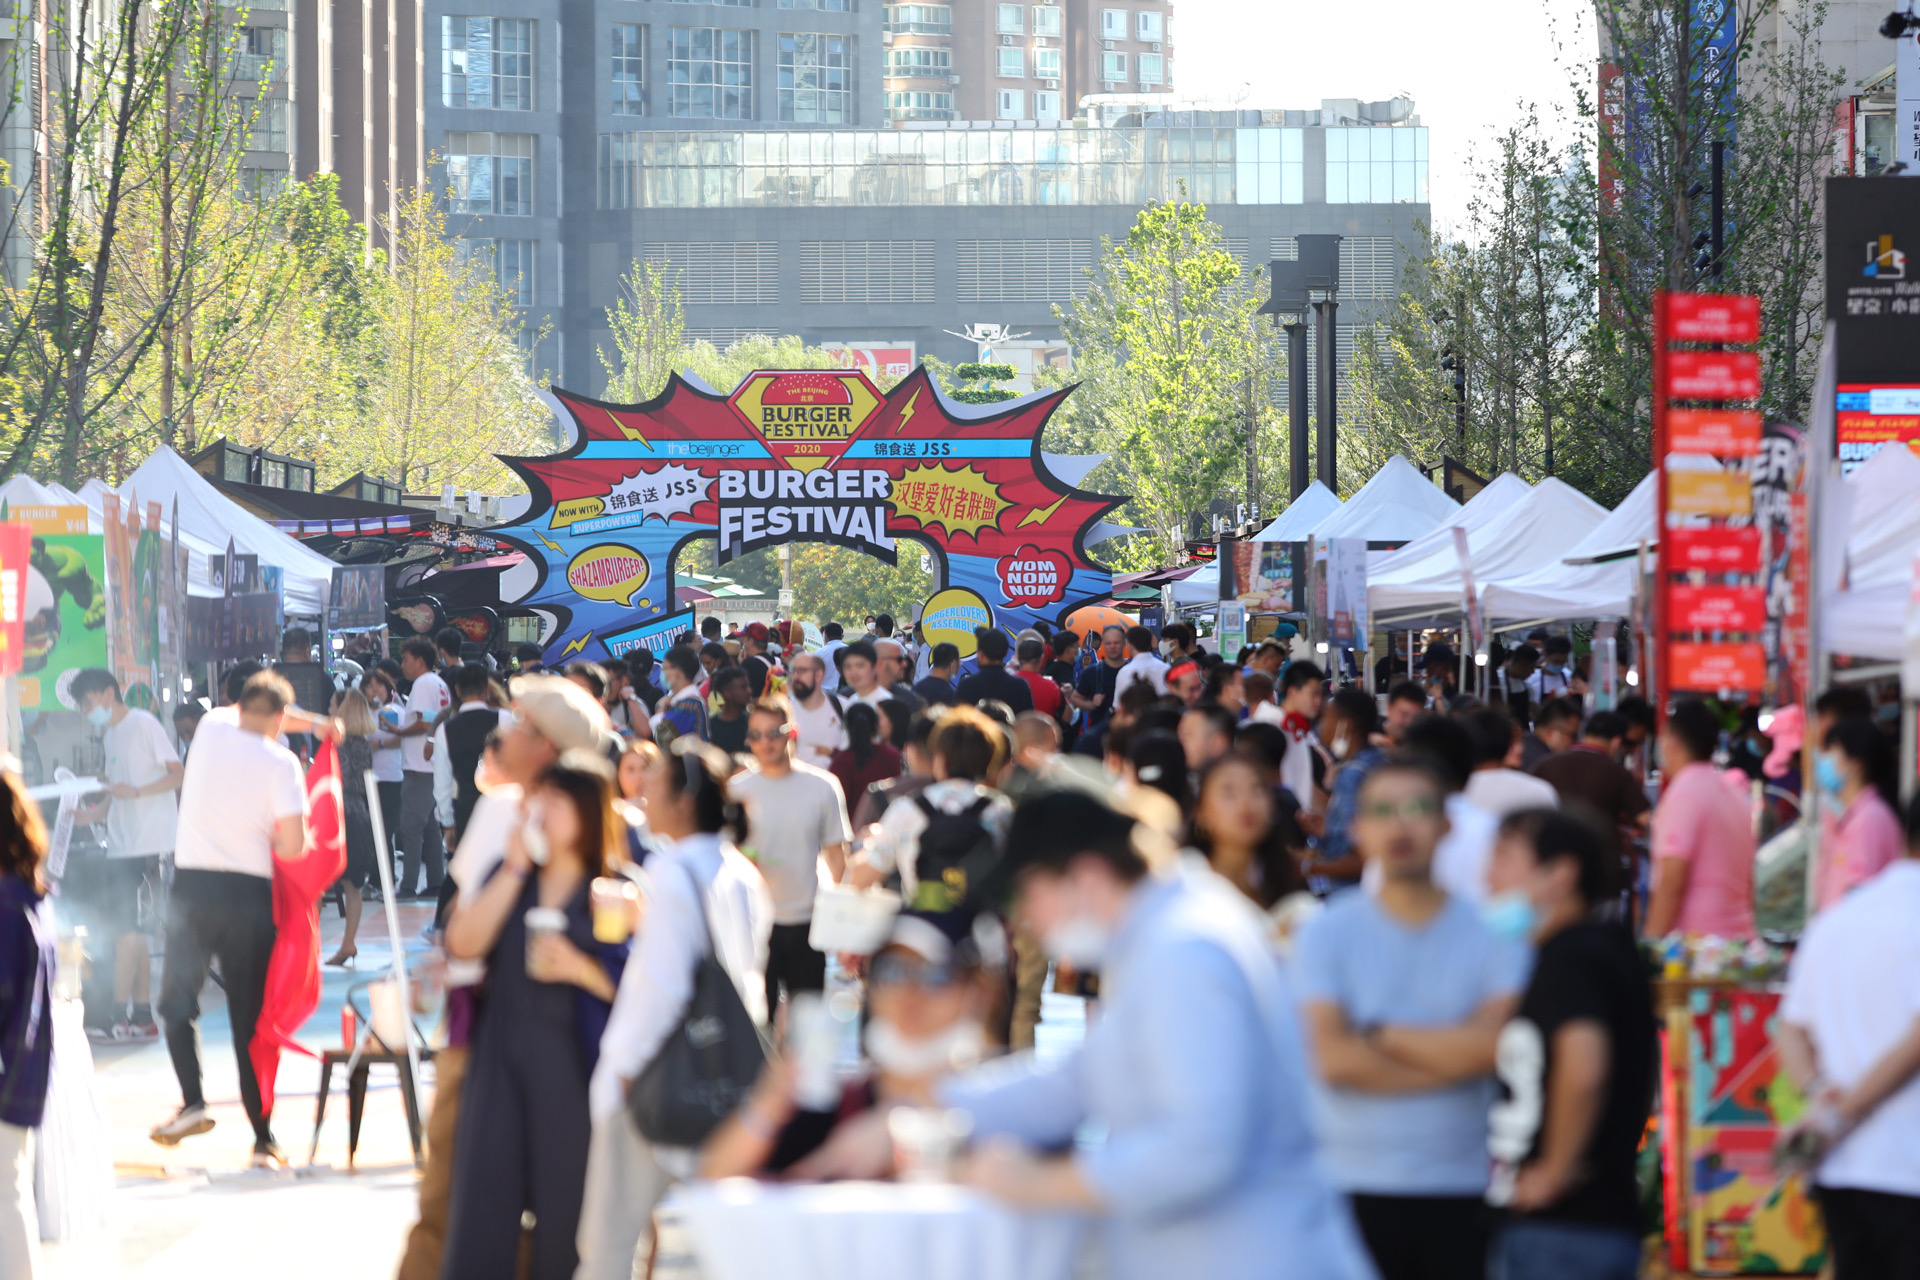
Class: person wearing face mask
699,908,1000,1180
1294,760,1528,1280
1481,809,1652,1280
1306,688,1388,895
1813,716,1902,913
69,668,182,1040
921,789,1375,1280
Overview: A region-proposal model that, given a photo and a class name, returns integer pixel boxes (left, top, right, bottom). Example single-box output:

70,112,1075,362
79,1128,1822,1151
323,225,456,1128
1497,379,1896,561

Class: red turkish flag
249,741,347,1116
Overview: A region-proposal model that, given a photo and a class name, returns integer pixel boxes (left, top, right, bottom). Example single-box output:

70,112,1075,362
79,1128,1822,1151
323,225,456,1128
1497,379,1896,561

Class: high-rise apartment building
883,0,1172,125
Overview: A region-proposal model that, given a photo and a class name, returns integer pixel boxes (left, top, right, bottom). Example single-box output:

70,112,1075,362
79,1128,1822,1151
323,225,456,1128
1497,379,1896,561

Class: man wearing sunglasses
1292,760,1529,1280
728,698,853,1014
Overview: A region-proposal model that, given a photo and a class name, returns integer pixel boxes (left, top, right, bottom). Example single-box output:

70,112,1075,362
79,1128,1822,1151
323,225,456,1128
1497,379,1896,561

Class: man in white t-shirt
1113,624,1170,699
152,670,310,1164
786,652,847,769
728,698,851,1016
1460,707,1560,818
815,622,847,694
1777,805,1920,1277
73,668,183,1040
393,638,452,900
837,639,893,709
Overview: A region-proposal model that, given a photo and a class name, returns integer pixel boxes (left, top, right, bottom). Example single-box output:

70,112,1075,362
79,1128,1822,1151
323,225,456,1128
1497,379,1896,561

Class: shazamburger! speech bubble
566,544,651,607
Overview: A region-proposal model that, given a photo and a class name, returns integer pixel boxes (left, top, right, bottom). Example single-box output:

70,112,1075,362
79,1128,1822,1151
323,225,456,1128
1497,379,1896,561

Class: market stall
1815,441,1920,662
1479,471,1658,625
1305,454,1460,550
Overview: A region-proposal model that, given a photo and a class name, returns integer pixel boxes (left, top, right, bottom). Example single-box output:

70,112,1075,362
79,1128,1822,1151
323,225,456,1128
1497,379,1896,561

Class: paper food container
808,885,902,955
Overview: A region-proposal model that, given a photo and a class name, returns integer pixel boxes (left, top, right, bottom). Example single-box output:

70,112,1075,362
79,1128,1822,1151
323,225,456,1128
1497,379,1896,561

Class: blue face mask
1481,891,1537,943
85,704,113,729
1815,752,1847,798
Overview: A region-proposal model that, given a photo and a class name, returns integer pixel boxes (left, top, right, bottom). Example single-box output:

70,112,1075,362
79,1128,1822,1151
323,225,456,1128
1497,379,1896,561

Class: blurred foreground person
701,909,999,1179
0,770,53,1278
940,790,1376,1280
1483,810,1653,1280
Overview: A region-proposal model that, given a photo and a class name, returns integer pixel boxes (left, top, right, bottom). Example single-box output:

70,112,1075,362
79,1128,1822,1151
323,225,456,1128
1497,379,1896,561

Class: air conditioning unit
1102,39,1114,50
1152,41,1162,51
881,30,893,42
948,73,961,83
1046,78,1059,88
1002,34,1015,44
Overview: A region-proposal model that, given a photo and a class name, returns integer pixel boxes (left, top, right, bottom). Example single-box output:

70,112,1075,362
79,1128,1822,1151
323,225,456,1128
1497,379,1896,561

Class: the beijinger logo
715,467,896,564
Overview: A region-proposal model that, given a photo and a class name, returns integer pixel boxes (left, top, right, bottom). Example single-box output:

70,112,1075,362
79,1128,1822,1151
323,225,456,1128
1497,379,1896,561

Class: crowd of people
0,610,1918,1280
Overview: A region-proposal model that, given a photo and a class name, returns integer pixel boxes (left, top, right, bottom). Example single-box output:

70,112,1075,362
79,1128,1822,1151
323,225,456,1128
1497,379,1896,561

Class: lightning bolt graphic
533,530,563,553
1018,495,1069,529
618,421,653,449
560,631,593,659
895,388,921,433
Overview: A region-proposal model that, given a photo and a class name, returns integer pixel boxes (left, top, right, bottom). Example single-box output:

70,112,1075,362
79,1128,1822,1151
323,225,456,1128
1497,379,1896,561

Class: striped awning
273,514,415,538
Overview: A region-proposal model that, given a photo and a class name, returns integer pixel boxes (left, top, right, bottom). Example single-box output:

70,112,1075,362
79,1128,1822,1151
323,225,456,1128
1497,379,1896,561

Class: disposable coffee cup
525,907,568,978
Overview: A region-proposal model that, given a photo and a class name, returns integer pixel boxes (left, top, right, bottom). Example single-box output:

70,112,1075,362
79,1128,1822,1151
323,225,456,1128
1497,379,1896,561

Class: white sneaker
150,1104,215,1146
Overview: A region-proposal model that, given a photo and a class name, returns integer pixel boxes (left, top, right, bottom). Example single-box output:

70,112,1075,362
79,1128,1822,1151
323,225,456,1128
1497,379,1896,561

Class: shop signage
1667,584,1766,632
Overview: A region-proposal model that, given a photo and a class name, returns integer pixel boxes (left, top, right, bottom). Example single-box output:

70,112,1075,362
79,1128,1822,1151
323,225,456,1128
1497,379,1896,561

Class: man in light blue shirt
941,789,1376,1280
1293,758,1529,1280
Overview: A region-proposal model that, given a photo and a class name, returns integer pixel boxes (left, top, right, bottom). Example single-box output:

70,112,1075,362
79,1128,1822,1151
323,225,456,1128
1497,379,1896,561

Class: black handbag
627,861,769,1148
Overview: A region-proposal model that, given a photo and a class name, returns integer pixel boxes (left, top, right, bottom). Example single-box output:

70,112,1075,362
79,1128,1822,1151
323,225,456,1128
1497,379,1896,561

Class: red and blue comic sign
492,368,1122,664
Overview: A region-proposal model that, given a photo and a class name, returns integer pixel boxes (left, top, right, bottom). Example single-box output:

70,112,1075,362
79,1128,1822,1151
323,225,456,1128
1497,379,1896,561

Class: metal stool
308,977,433,1169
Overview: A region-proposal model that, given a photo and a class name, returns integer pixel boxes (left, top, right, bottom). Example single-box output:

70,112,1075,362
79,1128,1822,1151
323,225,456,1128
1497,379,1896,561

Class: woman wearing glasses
575,741,773,1280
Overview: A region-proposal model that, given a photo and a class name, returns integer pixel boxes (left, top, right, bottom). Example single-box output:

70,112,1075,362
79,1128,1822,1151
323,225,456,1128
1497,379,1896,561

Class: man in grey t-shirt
729,698,852,1016
1292,759,1528,1280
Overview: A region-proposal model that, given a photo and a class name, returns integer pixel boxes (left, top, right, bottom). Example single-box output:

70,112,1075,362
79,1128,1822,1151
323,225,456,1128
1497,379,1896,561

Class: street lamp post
1259,258,1312,499
1298,235,1343,491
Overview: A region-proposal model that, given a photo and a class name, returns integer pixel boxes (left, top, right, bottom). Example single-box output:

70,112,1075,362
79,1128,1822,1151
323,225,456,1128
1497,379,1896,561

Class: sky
1177,0,1594,231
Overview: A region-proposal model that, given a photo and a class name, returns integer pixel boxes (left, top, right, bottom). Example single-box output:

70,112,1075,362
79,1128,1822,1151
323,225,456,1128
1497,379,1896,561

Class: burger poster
11,507,106,710
490,367,1122,665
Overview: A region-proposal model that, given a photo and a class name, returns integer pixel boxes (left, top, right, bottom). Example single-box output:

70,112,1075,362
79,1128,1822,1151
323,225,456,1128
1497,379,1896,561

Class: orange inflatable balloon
1062,604,1133,638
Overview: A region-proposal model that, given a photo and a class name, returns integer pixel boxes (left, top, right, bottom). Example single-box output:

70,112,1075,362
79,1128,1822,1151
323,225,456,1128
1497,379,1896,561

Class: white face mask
1043,913,1112,967
1330,732,1352,761
864,1018,985,1078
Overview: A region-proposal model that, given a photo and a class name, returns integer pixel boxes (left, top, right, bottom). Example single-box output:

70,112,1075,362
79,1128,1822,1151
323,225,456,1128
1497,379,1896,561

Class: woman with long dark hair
829,701,902,808
0,769,54,1276
1814,716,1903,912
1191,753,1306,909
362,669,405,894
328,688,379,966
440,753,630,1279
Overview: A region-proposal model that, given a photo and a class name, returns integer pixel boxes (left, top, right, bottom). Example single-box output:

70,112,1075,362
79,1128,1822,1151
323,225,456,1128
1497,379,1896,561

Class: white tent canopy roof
1251,481,1343,543
1370,477,1611,621
1818,445,1920,660
1170,559,1219,606
1477,471,1657,624
1307,455,1459,545
75,447,340,613
1367,473,1533,583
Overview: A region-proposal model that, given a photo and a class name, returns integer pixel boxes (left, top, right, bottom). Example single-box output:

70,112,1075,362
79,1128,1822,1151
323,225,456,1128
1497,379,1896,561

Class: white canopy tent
1305,455,1459,546
1251,481,1343,543
1366,473,1532,586
1369,478,1610,622
1818,444,1920,661
1478,472,1657,624
74,447,340,613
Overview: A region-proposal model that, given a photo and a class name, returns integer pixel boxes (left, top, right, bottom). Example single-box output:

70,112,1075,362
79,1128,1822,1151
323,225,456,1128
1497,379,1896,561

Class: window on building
668,0,752,5
997,88,1024,119
997,46,1023,77
995,3,1022,33
1323,126,1427,204
1100,51,1125,80
241,168,290,199
1033,46,1060,78
883,4,951,33
779,33,853,123
1100,8,1126,37
779,0,851,8
1136,52,1162,83
442,17,535,110
887,46,951,75
457,237,535,307
238,25,287,81
611,24,645,115
445,132,535,215
668,27,753,118
1032,4,1061,35
1137,10,1163,39
247,97,289,152
884,90,954,120
1034,89,1061,120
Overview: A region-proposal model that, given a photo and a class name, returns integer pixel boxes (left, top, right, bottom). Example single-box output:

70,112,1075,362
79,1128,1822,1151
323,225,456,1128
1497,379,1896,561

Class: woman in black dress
327,689,378,967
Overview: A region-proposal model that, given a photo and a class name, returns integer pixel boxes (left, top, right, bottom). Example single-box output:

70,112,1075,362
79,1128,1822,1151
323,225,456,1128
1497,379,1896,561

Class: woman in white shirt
574,741,772,1280
362,670,405,892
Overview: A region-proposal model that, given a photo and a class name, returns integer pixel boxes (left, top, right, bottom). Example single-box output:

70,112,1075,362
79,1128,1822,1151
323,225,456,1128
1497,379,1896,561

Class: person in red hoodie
1015,637,1065,723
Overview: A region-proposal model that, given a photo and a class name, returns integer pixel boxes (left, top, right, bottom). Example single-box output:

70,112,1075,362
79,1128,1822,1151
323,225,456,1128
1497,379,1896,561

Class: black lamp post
1260,258,1311,499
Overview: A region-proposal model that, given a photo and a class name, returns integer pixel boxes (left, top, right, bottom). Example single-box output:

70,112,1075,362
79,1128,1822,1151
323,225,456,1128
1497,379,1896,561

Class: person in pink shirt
1645,700,1755,938
1815,717,1904,912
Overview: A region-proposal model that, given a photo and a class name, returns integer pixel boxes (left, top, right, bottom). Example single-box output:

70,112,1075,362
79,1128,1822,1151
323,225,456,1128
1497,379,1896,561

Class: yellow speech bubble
566,544,651,606
550,496,606,530
891,464,1010,540
919,588,993,659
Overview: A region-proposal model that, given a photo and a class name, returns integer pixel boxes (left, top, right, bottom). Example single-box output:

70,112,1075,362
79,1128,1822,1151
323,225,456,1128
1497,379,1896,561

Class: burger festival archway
490,367,1124,664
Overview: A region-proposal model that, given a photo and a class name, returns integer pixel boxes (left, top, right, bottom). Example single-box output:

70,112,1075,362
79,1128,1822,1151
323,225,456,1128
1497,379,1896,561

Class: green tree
597,260,685,403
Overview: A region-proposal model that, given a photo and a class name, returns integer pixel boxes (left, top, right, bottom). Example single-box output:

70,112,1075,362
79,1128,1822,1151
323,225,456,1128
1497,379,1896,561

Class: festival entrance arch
489,367,1124,664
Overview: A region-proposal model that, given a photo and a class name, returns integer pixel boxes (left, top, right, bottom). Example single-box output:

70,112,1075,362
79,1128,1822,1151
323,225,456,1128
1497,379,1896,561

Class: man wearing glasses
729,697,853,1014
1292,760,1529,1280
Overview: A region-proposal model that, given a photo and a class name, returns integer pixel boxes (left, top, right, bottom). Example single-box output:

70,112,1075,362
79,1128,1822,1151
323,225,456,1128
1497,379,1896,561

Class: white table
666,1179,1085,1280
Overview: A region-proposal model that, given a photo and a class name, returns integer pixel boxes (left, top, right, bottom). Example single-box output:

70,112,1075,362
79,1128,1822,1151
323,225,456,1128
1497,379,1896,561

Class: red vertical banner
1655,289,1768,707
0,523,30,676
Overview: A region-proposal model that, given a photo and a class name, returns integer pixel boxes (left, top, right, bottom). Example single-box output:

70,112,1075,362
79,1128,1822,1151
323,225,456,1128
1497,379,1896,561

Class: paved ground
42,898,440,1280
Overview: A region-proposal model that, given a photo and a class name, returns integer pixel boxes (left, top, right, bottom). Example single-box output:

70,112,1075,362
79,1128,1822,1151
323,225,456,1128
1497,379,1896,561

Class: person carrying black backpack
846,707,1011,918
